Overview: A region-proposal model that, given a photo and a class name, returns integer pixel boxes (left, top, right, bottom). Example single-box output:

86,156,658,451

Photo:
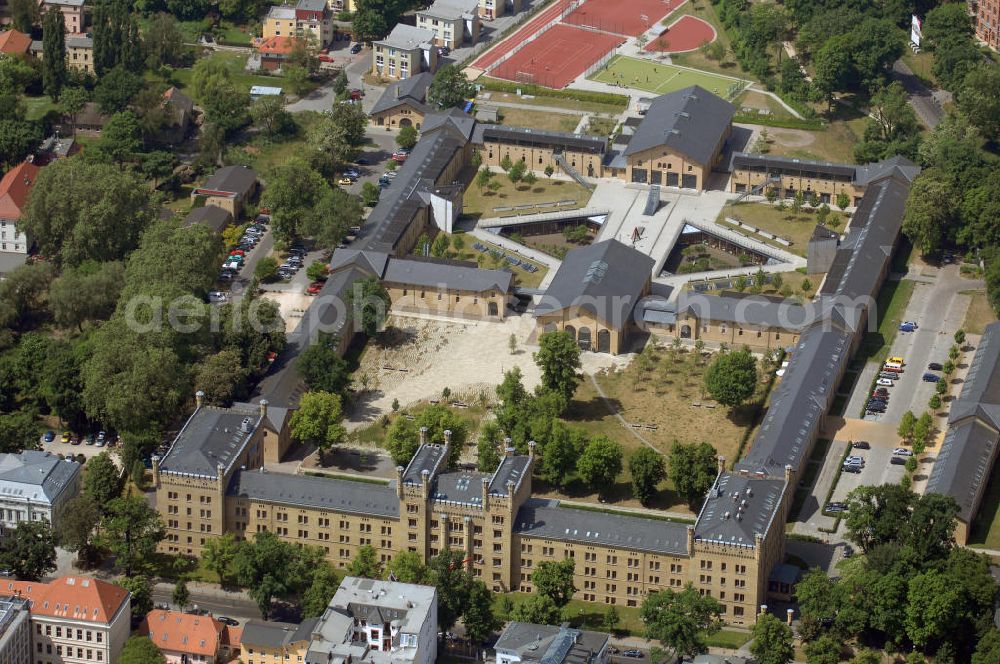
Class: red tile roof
0,162,40,221
139,610,225,657
0,576,130,624
0,29,31,55
257,35,296,55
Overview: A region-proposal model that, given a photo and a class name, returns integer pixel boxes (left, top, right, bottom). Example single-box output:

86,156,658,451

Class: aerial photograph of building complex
0,0,999,661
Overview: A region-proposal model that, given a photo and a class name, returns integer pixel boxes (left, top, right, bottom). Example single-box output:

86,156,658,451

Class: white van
884,362,903,371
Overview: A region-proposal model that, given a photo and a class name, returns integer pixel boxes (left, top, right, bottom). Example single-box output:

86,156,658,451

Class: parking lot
828,438,907,504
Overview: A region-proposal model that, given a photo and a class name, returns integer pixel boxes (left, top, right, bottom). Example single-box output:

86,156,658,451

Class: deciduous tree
100,496,166,577
532,559,576,607
84,452,124,508
289,391,347,457
534,331,581,401
704,348,757,408
668,441,718,505
641,586,722,659
629,447,666,505
750,613,794,664
0,520,56,580
120,636,166,664
427,64,475,109
576,436,623,496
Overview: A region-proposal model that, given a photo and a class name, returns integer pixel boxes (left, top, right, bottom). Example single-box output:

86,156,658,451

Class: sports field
589,55,746,96
491,24,624,89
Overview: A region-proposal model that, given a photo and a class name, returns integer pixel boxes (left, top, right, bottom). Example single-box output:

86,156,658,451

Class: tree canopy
704,349,757,408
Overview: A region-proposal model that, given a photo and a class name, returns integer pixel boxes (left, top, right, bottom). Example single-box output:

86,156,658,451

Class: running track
643,14,717,53
472,0,571,70
491,24,625,89
563,0,684,37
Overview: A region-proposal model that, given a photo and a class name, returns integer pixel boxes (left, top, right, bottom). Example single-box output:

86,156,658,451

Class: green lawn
498,107,580,133
482,91,626,115
22,96,58,121
172,51,287,103
590,56,747,97
226,111,323,174
584,116,618,138
718,202,851,257
665,0,753,82
462,175,593,220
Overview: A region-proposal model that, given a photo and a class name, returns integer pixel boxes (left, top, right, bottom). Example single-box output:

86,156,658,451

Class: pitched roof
158,404,264,478
0,162,41,221
692,473,786,546
184,205,233,233
0,451,81,505
421,108,476,141
418,0,479,20
376,24,435,50
382,257,512,293
370,72,433,116
257,35,296,55
474,124,607,155
0,576,129,624
533,239,653,327
495,622,609,664
198,165,258,197
623,86,734,165
139,610,223,657
66,33,92,49
242,618,317,649
677,292,810,330
514,498,690,555
228,469,400,518
0,29,32,55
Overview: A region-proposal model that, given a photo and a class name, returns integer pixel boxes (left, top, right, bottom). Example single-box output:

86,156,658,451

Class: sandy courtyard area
261,291,313,334
348,312,627,426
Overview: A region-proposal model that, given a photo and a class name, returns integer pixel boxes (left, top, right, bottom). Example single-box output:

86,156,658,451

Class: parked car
890,456,907,465
43,431,55,443
350,42,362,54
899,323,915,332
843,464,862,473
622,650,644,659
826,503,848,513
229,249,246,257
97,431,106,444
217,616,239,626
902,322,918,329
852,441,871,449
350,88,364,100
307,281,324,295
337,177,355,186
888,356,905,364
70,435,81,445
928,362,943,371
844,456,865,466
208,291,228,303
922,372,941,382
61,432,70,444
892,448,913,456
876,378,894,386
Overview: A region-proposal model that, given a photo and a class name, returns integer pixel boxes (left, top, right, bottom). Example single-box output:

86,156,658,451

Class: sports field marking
590,55,745,95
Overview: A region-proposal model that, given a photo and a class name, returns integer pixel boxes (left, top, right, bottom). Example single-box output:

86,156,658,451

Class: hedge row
732,112,824,131
478,77,629,108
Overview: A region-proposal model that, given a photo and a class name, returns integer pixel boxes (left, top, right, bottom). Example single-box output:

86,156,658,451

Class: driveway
792,439,846,538
828,436,906,504
891,58,950,129
287,47,374,113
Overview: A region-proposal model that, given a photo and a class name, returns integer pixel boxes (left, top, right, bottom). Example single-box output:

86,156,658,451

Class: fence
484,0,580,74
582,44,620,79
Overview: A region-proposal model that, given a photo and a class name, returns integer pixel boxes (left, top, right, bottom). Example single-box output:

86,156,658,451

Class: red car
350,89,364,100
230,249,246,257
307,281,324,295
392,153,408,163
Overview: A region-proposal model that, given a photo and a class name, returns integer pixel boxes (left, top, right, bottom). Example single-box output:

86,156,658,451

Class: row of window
37,625,104,643
36,643,103,660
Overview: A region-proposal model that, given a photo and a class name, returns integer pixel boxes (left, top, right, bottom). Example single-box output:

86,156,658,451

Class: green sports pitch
589,56,746,97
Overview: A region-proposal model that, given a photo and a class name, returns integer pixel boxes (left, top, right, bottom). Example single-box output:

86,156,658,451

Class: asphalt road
151,587,264,623
829,439,906,504
891,59,947,129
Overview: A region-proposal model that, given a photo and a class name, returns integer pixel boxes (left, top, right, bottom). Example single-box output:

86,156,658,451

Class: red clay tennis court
472,0,571,70
490,24,625,88
643,15,717,52
563,0,685,36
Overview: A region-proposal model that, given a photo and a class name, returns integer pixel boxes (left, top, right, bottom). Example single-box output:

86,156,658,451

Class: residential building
39,0,85,33
241,619,316,664
0,595,31,664
255,35,296,71
372,25,438,81
478,0,522,19
29,32,93,73
0,29,31,57
369,72,433,129
0,161,40,276
304,577,437,664
665,292,806,351
71,102,108,133
191,166,259,219
495,622,609,664
139,609,242,663
160,87,194,145
1,575,131,664
35,135,77,163
185,206,234,234
533,239,654,354
0,451,81,536
329,250,513,319
416,0,481,49
971,0,999,50
328,0,354,12
926,320,1000,543
474,124,609,180
262,0,334,48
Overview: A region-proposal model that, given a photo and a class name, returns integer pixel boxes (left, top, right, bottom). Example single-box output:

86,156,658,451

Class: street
891,58,950,129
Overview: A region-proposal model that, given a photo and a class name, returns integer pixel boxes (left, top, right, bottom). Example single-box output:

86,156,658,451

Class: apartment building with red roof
0,161,40,276
139,609,242,663
0,29,32,56
0,575,131,664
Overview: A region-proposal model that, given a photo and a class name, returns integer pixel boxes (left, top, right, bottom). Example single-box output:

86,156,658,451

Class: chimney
443,429,452,446
396,465,405,499
419,427,428,446
760,604,768,615
784,463,794,483
151,455,161,488
259,398,269,422
786,608,794,626
686,526,694,554
481,476,490,510
504,437,513,457
421,469,431,499
195,390,205,409
717,456,726,475
528,441,536,458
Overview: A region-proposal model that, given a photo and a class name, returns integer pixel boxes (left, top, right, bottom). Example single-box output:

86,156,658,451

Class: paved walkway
468,227,563,273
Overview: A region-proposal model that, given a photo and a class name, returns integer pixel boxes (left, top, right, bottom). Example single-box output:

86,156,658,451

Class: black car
350,42,362,53
928,362,943,371
843,465,862,473
852,441,871,449
890,456,907,465
217,616,239,626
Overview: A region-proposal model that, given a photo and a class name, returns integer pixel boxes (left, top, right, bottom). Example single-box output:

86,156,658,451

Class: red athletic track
472,0,572,70
491,23,625,89
643,14,717,52
563,0,685,37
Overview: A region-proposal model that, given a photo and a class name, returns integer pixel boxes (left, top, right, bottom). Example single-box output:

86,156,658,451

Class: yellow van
888,356,905,365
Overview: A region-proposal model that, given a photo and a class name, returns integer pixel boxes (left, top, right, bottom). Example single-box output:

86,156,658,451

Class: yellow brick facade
385,283,510,319
371,105,426,129
670,310,801,351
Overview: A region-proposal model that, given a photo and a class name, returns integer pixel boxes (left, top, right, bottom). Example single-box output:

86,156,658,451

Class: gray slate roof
383,257,512,293
533,239,653,327
401,444,448,485
418,0,479,20
199,165,257,196
514,499,690,555
677,292,810,330
184,205,233,233
242,618,318,648
623,86,734,165
495,622,609,664
730,152,856,180
370,72,433,116
0,451,80,505
159,405,263,477
693,472,785,547
228,469,400,518
927,322,1000,523
421,108,476,141
473,124,608,155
